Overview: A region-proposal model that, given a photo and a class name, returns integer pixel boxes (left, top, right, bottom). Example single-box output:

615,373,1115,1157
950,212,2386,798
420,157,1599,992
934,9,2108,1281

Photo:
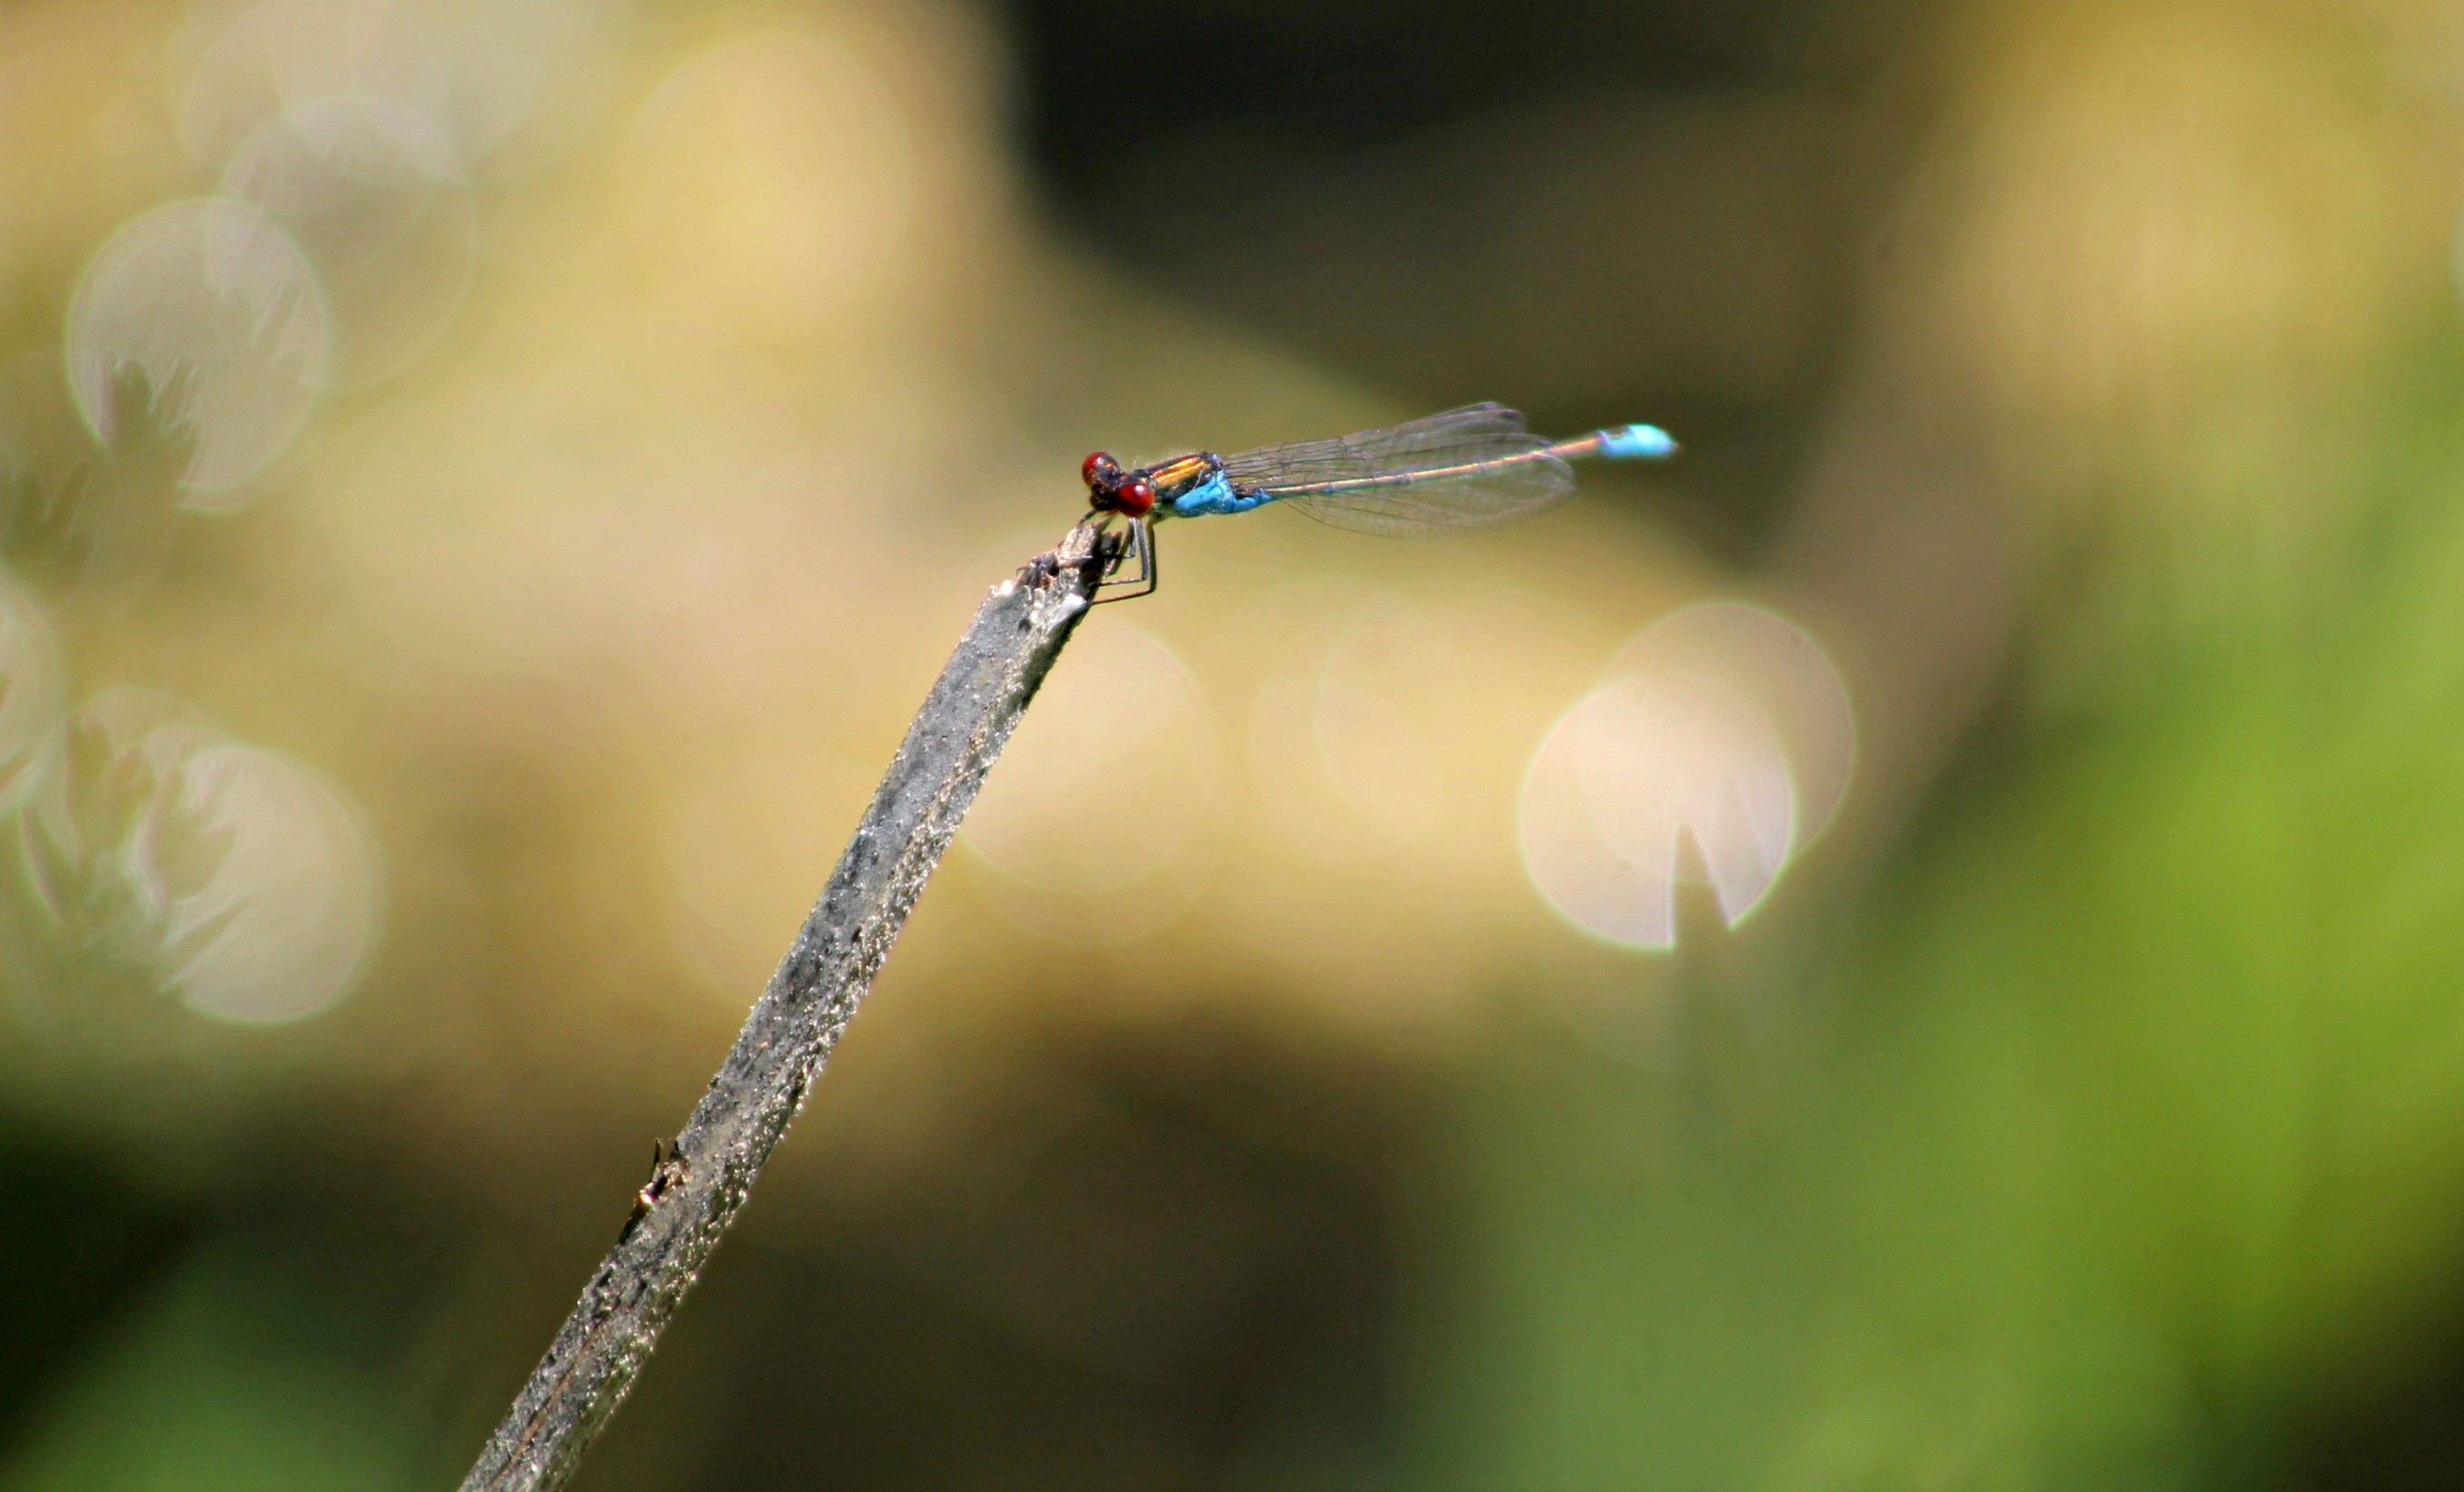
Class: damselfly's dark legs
1090,513,1155,604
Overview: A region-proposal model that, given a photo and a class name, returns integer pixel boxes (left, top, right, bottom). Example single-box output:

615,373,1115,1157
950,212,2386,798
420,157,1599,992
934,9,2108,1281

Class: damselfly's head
1081,451,1154,518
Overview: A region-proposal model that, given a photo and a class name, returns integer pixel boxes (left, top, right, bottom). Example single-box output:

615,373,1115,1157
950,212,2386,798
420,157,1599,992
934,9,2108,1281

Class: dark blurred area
1012,0,1914,559
7,0,2464,1487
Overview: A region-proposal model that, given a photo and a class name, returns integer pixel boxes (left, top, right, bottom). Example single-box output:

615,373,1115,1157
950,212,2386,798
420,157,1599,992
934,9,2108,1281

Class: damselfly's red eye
1082,451,1118,489
1114,477,1155,518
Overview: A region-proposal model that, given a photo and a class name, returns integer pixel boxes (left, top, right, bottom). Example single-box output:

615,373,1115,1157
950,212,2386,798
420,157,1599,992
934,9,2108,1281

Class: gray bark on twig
461,522,1113,1492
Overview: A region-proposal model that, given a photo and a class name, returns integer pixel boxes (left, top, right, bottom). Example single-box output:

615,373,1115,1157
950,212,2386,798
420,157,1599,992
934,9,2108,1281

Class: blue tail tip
1599,423,1678,460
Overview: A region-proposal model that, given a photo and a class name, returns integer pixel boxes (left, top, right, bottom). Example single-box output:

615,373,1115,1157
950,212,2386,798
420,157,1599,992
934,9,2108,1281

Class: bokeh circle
66,198,331,502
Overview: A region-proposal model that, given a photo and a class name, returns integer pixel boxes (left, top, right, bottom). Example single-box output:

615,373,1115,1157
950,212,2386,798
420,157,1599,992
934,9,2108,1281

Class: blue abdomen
1170,470,1274,519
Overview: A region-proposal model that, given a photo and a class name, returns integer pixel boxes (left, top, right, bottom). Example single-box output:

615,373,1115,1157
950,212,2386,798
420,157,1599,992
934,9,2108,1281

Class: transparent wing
1219,403,1573,537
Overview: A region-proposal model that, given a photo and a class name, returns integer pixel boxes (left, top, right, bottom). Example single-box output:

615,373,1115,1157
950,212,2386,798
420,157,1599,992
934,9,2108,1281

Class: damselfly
1078,403,1676,600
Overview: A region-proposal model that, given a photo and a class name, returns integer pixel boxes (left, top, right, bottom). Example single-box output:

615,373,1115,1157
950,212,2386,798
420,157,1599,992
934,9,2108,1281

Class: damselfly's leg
1093,515,1156,603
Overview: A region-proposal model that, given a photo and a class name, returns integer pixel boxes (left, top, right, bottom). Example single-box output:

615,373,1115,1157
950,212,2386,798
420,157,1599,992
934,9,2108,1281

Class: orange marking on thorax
1145,453,1214,493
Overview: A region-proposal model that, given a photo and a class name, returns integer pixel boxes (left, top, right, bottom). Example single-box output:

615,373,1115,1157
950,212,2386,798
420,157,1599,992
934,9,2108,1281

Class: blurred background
5,0,2464,1487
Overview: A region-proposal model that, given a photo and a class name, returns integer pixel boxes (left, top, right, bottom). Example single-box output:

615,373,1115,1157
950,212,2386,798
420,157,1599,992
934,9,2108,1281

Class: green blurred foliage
2,1240,427,1492
1420,339,2464,1489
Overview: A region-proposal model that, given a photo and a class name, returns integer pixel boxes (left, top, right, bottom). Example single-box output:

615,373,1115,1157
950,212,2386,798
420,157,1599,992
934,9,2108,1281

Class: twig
460,522,1114,1492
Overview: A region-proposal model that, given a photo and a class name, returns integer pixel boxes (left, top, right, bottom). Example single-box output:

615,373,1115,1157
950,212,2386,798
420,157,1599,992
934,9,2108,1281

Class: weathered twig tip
460,521,1107,1492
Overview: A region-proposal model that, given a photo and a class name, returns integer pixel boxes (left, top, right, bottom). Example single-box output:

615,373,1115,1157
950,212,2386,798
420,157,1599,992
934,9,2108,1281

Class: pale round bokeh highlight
962,621,1217,940
58,687,229,770
1242,591,1486,876
17,690,381,1022
1521,601,1853,949
183,0,618,171
182,0,454,166
66,198,331,501
401,0,619,164
1602,602,1855,846
1311,601,1460,844
223,97,479,389
1522,673,1795,948
22,688,232,924
134,742,382,1023
0,568,66,810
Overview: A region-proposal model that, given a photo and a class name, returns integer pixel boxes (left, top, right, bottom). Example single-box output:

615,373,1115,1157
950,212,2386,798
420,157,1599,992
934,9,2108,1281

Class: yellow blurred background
6,0,2464,1486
